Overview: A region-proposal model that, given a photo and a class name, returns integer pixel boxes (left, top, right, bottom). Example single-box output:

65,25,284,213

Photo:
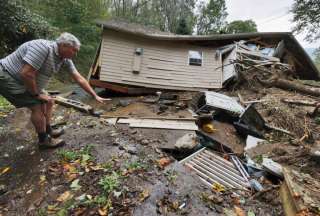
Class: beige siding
100,30,222,90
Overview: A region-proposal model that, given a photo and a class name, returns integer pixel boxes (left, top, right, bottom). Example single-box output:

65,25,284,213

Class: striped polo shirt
0,39,76,91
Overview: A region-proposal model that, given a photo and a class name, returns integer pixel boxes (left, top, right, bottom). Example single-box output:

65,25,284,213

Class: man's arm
20,64,51,101
71,70,110,103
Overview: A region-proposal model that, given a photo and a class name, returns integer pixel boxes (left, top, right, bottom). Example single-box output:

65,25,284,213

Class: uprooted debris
2,37,320,215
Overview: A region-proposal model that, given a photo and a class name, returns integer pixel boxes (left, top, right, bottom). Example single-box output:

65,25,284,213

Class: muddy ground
0,86,319,216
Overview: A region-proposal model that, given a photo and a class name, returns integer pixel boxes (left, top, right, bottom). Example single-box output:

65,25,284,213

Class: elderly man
0,33,109,148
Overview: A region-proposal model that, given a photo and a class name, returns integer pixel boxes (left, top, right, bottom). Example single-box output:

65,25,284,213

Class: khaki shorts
0,65,44,108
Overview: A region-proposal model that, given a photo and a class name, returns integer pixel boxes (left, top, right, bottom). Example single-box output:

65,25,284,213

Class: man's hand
36,94,52,102
94,95,111,103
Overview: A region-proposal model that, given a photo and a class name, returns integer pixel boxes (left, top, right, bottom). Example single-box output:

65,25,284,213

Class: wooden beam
87,41,102,80
53,96,93,113
89,79,158,95
90,79,129,93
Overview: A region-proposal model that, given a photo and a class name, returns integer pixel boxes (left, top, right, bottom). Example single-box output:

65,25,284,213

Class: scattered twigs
281,98,317,107
249,185,281,200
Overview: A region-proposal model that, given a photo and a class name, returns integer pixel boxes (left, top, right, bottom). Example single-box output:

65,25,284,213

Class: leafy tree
291,0,320,42
176,18,192,34
196,0,228,35
107,0,196,34
0,0,54,57
23,0,109,75
224,20,257,34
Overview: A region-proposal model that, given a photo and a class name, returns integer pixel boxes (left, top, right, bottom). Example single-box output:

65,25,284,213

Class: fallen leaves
139,189,150,202
39,175,46,185
98,208,108,216
157,157,172,169
57,191,73,202
0,167,10,176
234,206,245,216
70,179,81,191
212,182,225,193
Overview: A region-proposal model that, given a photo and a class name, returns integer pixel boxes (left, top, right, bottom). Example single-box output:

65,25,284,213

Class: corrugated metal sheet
202,91,245,115
180,148,250,190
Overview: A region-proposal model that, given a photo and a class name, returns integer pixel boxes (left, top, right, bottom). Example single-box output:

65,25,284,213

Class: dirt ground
0,86,319,216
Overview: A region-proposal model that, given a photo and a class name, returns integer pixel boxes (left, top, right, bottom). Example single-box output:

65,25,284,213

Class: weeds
99,172,120,194
57,145,94,162
126,161,146,170
0,96,13,112
165,169,178,183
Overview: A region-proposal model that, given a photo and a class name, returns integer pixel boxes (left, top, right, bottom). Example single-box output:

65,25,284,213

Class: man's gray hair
56,32,81,49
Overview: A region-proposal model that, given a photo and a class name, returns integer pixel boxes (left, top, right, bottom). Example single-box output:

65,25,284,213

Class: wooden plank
117,118,195,124
89,79,157,95
129,123,198,130
117,118,198,130
281,98,316,106
102,116,196,121
88,41,102,80
100,64,221,79
99,72,220,85
237,49,280,62
279,167,311,216
89,79,129,93
53,96,93,113
100,79,210,91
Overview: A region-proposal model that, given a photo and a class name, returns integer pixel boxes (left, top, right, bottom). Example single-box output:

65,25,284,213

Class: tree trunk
258,77,320,97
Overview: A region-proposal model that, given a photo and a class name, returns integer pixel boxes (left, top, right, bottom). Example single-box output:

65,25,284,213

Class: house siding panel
100,30,222,90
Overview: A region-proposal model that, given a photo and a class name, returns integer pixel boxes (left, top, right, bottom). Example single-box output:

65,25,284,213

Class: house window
188,51,202,66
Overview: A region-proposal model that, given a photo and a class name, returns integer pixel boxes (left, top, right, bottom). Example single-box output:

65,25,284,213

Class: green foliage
291,0,320,42
57,150,79,161
107,0,196,34
225,20,258,34
196,0,228,35
126,161,146,170
57,145,93,162
99,172,120,194
0,0,54,57
17,0,108,76
164,169,178,183
176,18,192,35
0,96,13,112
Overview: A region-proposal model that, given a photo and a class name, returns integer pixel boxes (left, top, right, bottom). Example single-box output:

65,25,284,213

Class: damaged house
88,20,319,93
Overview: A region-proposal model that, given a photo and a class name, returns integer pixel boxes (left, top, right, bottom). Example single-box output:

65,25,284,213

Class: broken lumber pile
225,42,320,97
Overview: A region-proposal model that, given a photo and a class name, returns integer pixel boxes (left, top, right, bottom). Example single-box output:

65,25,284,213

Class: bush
0,0,55,58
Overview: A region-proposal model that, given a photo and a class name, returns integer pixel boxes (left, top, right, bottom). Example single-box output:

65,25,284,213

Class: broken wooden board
53,96,93,114
280,167,320,216
281,98,317,106
197,120,245,155
117,118,198,130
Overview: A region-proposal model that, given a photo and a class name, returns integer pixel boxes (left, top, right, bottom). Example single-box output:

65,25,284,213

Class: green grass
126,161,146,170
0,96,13,112
57,145,93,162
99,172,120,194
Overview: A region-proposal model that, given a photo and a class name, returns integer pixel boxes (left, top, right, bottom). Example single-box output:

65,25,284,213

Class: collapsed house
88,20,319,93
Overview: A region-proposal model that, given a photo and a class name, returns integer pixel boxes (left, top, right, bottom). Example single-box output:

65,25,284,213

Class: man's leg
44,98,54,128
43,98,64,138
29,104,47,143
29,103,65,148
